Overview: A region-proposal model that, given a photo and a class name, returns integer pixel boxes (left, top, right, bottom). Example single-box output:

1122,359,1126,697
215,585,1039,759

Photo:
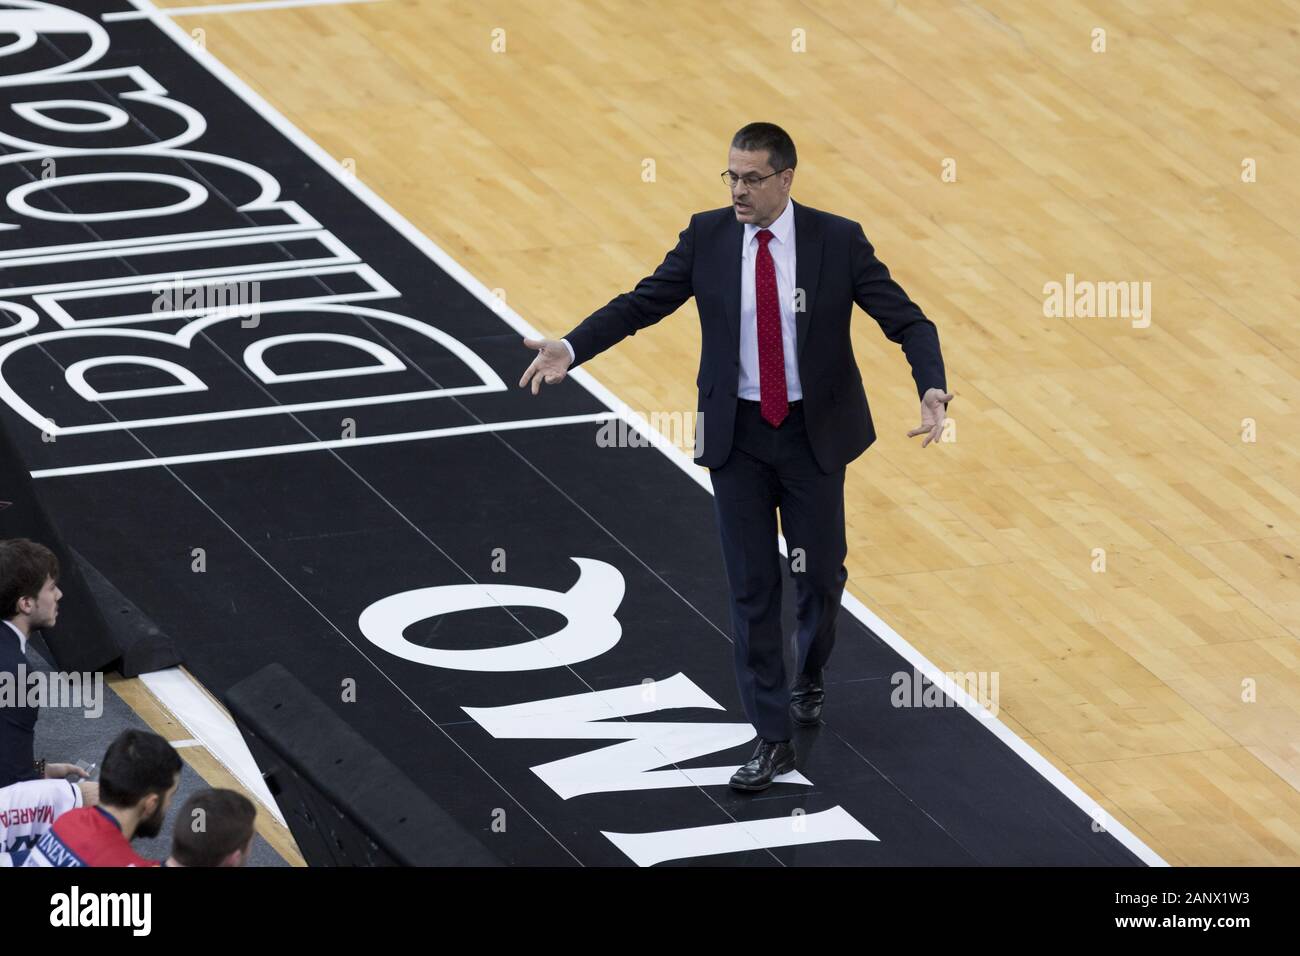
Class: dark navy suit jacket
0,622,38,789
563,199,947,471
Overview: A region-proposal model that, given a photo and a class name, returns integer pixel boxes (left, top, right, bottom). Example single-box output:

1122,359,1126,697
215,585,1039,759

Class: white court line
104,0,384,22
139,668,285,825
106,0,1167,867
30,411,618,477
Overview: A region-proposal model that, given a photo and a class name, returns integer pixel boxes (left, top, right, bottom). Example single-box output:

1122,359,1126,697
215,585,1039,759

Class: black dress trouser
708,399,849,742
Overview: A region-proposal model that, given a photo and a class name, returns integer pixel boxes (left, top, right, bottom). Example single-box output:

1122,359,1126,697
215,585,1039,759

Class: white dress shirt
738,198,801,401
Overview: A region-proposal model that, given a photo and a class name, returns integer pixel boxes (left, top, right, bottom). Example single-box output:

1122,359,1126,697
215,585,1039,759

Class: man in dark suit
520,123,953,791
0,538,86,789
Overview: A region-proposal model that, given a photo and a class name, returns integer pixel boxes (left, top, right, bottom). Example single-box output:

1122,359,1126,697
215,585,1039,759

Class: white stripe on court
104,0,384,23
97,0,1167,867
30,412,618,478
139,668,285,825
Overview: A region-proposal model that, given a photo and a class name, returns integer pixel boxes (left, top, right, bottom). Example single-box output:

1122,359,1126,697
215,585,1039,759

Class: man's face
136,775,180,841
728,147,793,228
22,576,62,629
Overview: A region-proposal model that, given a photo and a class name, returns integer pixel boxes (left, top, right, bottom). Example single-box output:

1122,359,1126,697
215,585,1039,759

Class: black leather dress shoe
729,739,796,791
790,672,825,726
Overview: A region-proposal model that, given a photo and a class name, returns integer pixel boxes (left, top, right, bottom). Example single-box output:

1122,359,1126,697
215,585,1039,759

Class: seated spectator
0,778,98,866
0,538,86,789
23,729,180,867
164,788,257,867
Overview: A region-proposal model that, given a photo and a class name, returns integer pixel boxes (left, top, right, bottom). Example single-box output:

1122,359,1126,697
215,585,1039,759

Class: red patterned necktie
754,228,788,426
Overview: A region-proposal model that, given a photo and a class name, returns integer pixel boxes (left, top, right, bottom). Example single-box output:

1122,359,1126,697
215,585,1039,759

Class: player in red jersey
23,729,181,867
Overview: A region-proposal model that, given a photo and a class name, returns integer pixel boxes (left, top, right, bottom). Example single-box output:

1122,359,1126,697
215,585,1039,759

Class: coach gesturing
520,123,953,791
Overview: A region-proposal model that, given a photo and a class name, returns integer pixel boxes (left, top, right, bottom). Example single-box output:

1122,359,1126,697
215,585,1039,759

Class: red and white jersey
21,806,161,868
0,778,82,866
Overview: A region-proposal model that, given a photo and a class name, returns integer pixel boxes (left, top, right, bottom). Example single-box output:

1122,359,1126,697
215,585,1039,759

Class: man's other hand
908,388,954,448
519,337,573,395
45,762,86,781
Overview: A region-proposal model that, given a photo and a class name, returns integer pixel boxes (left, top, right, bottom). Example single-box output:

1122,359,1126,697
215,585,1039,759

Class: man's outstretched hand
908,387,954,448
519,337,573,395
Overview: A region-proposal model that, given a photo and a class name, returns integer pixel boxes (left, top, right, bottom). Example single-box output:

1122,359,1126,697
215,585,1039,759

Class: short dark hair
170,789,257,867
731,122,797,173
0,538,59,620
99,729,182,809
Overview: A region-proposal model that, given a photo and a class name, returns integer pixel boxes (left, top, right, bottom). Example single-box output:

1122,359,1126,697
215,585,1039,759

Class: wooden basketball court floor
51,0,1300,865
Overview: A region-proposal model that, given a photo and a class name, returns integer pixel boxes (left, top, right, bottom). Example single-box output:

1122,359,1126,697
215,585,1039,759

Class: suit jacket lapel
722,214,743,358
793,199,822,360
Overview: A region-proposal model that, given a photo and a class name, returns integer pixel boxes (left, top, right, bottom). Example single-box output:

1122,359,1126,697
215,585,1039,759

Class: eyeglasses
720,169,786,189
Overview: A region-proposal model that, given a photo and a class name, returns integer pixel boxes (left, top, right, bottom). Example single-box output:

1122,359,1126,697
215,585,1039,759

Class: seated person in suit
0,538,88,789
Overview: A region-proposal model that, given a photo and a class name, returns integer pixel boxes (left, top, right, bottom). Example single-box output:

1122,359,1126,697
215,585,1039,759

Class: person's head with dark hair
726,122,797,228
166,788,257,868
0,538,61,634
98,729,182,842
